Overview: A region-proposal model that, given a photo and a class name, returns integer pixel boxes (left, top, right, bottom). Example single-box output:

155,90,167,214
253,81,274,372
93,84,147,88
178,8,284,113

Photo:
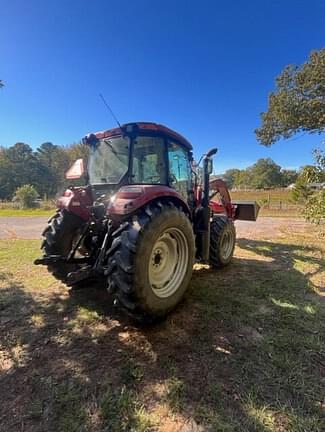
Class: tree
223,168,241,189
255,48,325,146
247,158,282,189
35,142,69,196
0,143,45,199
303,147,325,231
14,184,39,208
280,169,298,187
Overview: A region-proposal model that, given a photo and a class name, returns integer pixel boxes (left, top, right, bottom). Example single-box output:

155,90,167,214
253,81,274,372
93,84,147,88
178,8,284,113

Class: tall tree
0,143,43,199
255,48,325,146
35,142,69,196
247,158,282,189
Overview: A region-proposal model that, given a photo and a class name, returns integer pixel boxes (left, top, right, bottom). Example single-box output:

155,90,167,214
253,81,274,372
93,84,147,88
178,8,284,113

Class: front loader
35,122,259,320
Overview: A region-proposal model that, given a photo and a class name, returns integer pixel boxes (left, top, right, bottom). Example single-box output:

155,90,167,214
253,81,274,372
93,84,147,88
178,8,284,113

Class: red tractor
35,122,259,320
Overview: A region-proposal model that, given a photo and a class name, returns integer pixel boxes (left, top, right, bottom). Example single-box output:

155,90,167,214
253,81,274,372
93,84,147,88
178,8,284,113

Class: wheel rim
149,228,189,298
220,229,234,260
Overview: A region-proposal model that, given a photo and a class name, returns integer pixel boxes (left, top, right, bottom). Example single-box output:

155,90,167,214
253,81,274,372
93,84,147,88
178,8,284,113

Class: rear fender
107,185,190,218
57,187,92,221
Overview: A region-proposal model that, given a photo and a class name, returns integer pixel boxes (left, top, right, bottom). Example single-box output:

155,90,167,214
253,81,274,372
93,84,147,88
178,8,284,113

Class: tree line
0,142,88,200
0,139,312,202
222,158,299,190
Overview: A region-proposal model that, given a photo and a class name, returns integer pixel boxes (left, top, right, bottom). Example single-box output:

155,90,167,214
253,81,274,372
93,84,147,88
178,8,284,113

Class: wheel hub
148,228,188,299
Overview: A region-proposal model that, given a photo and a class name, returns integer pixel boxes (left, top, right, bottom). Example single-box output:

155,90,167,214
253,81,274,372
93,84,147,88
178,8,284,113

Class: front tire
41,210,85,281
209,216,236,268
106,202,195,320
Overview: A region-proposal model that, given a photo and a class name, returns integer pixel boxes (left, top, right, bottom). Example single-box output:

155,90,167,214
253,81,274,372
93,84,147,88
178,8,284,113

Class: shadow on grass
0,236,324,431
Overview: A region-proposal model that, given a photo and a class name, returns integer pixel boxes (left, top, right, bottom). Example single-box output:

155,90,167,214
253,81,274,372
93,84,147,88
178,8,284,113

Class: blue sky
0,0,324,172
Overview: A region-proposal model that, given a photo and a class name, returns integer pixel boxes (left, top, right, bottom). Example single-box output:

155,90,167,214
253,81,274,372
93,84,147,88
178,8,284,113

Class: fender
57,186,93,220
108,185,190,217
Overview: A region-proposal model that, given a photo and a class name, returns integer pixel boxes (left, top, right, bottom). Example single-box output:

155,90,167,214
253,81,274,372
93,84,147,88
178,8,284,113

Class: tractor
35,122,259,320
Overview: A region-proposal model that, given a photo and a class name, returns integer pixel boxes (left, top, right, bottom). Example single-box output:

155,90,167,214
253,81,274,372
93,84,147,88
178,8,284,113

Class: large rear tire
209,216,236,268
106,202,195,320
41,210,85,281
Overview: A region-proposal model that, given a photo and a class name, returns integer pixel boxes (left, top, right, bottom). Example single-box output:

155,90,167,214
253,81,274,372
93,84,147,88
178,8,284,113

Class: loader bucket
232,200,260,221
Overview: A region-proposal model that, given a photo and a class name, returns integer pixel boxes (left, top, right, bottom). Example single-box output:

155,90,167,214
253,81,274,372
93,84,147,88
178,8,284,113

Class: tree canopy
0,141,88,200
255,48,325,146
223,158,298,190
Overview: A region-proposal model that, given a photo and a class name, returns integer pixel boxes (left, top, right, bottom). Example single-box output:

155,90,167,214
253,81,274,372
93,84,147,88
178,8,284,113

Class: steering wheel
145,175,161,183
169,173,178,184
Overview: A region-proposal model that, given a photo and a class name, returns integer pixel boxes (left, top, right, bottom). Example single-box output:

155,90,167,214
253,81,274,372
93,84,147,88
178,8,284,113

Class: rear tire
106,202,195,320
209,216,236,268
41,210,85,281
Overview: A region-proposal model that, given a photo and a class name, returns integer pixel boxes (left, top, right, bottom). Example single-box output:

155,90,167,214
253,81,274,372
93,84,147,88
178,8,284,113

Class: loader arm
209,178,260,221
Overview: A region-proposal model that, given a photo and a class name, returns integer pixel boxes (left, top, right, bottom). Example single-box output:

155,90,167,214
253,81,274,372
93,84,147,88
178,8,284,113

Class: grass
0,222,324,431
0,208,54,217
230,189,294,203
230,189,302,217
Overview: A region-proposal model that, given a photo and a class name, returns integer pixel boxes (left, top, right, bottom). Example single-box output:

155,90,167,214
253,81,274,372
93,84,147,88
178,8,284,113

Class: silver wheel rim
149,228,189,298
220,229,234,260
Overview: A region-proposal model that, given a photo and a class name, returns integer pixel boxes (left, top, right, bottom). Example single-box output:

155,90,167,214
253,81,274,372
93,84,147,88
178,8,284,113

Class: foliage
248,158,282,189
14,184,39,208
223,168,241,189
0,141,88,200
255,48,325,146
224,158,296,189
280,169,298,186
302,147,325,230
303,189,325,233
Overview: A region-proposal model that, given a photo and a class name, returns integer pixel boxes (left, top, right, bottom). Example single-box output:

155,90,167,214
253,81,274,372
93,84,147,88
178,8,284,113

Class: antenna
99,93,122,129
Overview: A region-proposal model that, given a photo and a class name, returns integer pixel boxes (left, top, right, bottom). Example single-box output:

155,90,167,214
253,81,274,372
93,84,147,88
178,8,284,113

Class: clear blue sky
0,0,324,172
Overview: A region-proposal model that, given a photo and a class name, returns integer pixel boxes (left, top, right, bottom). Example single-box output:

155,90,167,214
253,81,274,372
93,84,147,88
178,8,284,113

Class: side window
131,136,167,184
168,141,191,199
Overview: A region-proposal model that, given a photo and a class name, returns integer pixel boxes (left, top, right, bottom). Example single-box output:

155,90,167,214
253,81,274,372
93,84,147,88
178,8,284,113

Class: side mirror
65,158,84,180
206,147,218,158
207,159,213,174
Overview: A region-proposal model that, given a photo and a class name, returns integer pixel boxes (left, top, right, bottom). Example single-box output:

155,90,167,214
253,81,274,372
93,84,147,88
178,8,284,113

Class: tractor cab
79,122,194,204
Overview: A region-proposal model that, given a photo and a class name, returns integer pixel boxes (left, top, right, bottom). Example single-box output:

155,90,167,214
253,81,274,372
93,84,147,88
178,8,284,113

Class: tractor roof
92,122,192,150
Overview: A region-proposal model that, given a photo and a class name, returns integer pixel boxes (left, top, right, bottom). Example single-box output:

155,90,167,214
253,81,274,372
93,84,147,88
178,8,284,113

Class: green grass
0,208,54,217
0,225,324,431
230,188,294,203
230,189,302,217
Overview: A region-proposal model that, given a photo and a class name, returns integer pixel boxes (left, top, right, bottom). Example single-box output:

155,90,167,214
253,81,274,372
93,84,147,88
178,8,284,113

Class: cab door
168,141,192,201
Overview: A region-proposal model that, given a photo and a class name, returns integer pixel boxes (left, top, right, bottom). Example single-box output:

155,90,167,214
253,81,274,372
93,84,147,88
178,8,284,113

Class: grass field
230,189,302,218
0,208,54,217
230,189,294,204
0,221,324,431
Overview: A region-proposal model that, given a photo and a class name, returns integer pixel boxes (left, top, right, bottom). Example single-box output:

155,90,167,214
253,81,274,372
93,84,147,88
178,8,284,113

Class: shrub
303,189,325,235
14,184,39,208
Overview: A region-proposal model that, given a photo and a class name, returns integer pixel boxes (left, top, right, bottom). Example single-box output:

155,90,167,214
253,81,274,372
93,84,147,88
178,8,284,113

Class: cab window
131,136,167,184
168,141,191,199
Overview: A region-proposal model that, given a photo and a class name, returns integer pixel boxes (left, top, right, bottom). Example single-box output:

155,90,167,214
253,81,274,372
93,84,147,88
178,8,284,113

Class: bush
303,189,325,235
14,184,39,208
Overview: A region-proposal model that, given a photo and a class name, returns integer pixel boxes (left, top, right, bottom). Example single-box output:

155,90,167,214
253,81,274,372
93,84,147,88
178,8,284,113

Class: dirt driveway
0,216,308,240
